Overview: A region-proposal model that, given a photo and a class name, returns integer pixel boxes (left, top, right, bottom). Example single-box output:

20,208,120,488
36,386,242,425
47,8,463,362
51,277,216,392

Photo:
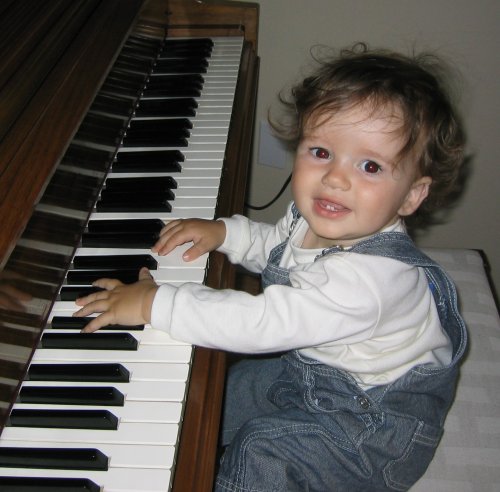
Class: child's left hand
73,267,159,333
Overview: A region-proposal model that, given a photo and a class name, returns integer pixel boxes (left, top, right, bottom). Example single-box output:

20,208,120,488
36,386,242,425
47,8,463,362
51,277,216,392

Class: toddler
76,43,467,491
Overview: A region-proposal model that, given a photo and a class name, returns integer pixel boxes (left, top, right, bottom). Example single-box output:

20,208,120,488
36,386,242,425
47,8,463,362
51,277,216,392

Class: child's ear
398,176,432,217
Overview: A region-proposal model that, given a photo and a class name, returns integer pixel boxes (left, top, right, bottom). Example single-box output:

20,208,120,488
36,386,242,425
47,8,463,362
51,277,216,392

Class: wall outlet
258,121,289,169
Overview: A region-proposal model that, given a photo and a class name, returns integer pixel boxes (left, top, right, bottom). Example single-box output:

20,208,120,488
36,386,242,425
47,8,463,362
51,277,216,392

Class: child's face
292,104,431,249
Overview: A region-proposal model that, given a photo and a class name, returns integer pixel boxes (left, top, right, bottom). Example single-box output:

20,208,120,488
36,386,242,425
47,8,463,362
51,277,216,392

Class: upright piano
0,0,259,490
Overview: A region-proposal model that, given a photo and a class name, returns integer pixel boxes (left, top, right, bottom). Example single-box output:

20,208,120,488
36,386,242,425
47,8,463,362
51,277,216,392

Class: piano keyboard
0,34,244,492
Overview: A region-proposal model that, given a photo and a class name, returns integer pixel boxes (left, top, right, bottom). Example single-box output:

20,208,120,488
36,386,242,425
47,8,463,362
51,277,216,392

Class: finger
181,242,206,261
74,288,110,307
153,227,193,256
151,225,180,254
81,313,114,333
159,219,182,235
73,299,111,317
138,267,153,280
92,278,123,290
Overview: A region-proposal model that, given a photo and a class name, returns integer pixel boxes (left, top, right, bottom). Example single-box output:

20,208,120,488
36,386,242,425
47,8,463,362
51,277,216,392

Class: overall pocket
383,419,443,491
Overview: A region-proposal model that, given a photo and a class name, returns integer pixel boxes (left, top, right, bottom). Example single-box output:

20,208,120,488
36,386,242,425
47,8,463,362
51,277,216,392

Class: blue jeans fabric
215,209,467,491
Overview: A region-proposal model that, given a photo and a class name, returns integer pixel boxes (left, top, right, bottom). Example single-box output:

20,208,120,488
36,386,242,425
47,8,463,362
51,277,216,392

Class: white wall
242,0,500,294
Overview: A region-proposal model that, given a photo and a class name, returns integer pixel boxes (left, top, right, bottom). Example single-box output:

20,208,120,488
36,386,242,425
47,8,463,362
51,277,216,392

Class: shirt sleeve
150,252,385,353
216,203,293,273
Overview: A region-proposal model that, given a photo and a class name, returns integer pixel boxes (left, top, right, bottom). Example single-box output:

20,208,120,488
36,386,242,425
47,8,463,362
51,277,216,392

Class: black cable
245,173,292,211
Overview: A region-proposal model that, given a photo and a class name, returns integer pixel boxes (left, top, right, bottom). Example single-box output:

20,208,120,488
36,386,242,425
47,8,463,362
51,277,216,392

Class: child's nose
322,164,351,190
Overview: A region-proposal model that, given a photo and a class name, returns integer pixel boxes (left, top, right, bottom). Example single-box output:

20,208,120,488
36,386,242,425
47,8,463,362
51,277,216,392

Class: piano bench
411,248,500,491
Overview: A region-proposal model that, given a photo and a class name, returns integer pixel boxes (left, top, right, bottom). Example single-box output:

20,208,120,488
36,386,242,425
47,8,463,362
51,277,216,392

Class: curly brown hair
271,43,466,225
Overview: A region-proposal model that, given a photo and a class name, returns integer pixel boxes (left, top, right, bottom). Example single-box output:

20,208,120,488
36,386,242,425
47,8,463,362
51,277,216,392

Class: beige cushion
411,249,500,491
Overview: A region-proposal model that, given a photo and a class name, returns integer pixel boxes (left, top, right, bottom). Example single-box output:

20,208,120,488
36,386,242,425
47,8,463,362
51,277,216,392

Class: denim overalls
216,209,467,492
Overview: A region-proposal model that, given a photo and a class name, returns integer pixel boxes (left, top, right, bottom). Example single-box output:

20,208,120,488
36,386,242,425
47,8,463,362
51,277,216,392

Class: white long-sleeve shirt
151,203,452,388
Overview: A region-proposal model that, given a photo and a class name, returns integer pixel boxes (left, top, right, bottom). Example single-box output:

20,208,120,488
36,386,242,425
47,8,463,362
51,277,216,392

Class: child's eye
311,147,330,159
361,160,382,174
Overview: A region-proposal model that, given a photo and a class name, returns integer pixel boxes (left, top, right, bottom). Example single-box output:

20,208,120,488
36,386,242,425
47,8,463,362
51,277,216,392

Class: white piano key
0,439,176,470
2,421,179,446
171,186,219,198
30,344,192,364
168,168,221,179
90,207,216,221
169,196,216,208
0,466,172,492
176,149,225,161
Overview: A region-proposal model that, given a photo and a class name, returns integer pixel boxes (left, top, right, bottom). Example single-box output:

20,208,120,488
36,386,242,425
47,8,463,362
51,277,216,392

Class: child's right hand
152,218,226,261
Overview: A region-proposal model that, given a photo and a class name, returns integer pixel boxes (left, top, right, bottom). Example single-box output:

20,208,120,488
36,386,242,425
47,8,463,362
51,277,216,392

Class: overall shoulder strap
346,232,467,362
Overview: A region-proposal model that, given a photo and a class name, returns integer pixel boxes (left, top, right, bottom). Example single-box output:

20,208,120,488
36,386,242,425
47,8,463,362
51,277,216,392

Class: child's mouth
315,199,349,214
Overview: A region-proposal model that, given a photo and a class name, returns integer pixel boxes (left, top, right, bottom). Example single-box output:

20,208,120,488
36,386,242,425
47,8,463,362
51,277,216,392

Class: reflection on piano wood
0,0,258,490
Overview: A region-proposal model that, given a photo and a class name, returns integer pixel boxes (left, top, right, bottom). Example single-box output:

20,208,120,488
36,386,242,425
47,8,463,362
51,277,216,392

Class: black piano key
0,447,109,471
58,286,103,301
86,218,164,234
143,87,201,98
81,231,159,248
96,194,173,213
49,317,144,332
104,176,177,192
73,254,158,270
41,332,139,351
8,409,119,430
0,477,101,492
135,97,198,117
163,37,213,49
128,116,192,132
153,58,208,74
19,386,124,406
66,269,143,285
143,73,204,95
121,134,188,148
113,149,183,173
95,194,173,213
27,363,131,382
